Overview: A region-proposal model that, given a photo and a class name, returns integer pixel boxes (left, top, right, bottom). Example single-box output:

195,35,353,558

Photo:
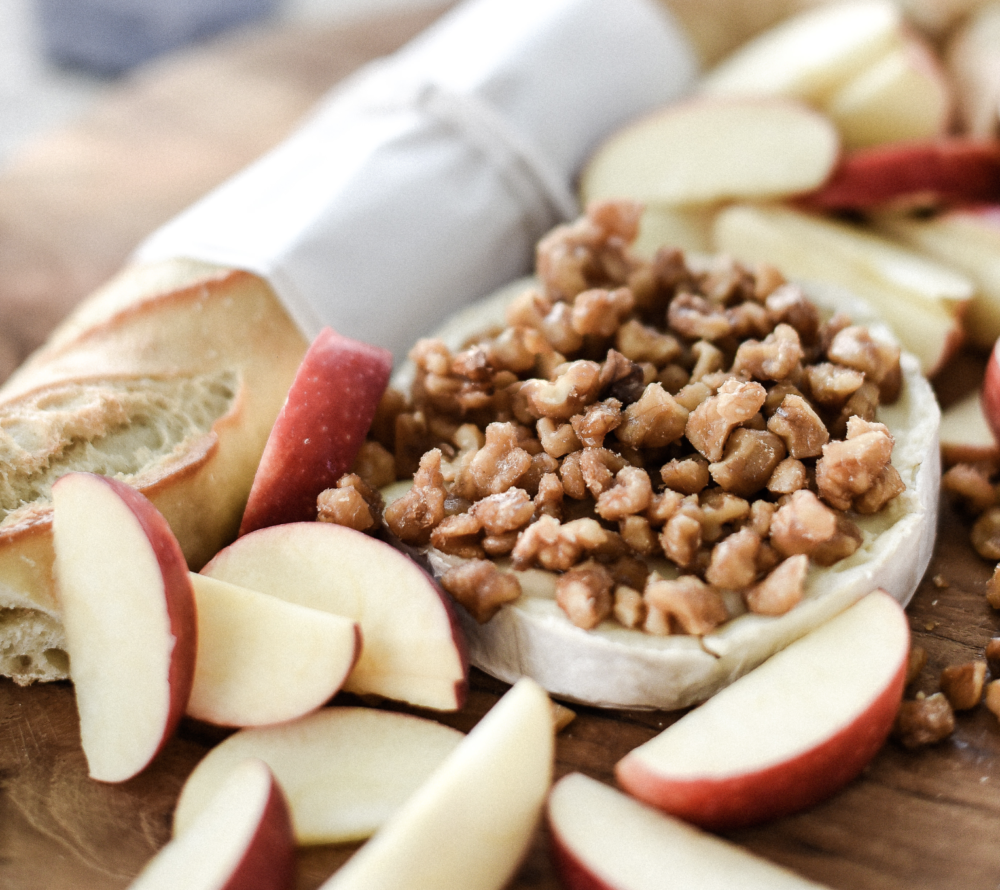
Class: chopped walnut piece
854,465,905,514
804,362,865,409
753,262,786,300
709,428,787,497
769,490,838,558
705,527,761,589
765,283,820,343
431,512,484,559
521,360,602,420
906,645,928,687
971,508,1000,561
571,399,622,447
613,585,646,629
596,466,653,521
766,394,829,459
440,559,521,623
317,485,377,532
661,506,703,568
551,701,577,732
384,449,447,545
942,462,998,514
667,292,733,341
985,680,1000,723
616,382,689,449
940,661,987,710
744,554,808,615
699,489,751,542
578,447,627,498
616,318,682,366
686,378,767,462
572,287,635,337
767,457,809,495
816,417,895,511
350,440,397,490
536,417,581,459
470,487,535,536
468,422,533,497
660,456,711,495
511,515,614,572
643,574,729,636
810,516,863,567
732,323,804,381
556,561,615,629
827,325,902,403
689,340,725,382
893,693,955,748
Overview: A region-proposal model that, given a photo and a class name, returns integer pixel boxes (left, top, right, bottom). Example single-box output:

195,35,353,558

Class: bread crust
0,260,308,684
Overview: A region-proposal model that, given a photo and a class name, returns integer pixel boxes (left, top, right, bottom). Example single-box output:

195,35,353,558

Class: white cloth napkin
136,0,697,360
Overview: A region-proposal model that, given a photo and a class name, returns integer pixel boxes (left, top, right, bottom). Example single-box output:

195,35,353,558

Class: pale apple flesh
939,389,999,466
548,773,828,890
318,678,554,890
239,326,392,536
51,472,197,783
580,97,839,208
615,591,909,830
186,573,361,728
201,522,468,711
174,707,463,845
130,759,295,890
982,340,1000,446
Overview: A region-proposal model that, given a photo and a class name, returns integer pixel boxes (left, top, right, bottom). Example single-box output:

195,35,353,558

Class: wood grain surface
0,7,997,890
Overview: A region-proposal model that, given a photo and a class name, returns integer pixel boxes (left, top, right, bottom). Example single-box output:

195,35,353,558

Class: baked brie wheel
368,202,939,711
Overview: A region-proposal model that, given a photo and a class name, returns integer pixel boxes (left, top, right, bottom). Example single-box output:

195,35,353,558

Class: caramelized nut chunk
816,417,895,511
556,561,615,629
351,440,397,490
705,527,761,589
689,340,725,382
769,490,838,558
765,283,820,343
942,462,998,514
827,325,902,403
939,661,988,711
699,488,751,542
317,485,377,532
521,360,602,420
906,645,928,687
643,574,729,636
709,428,787,497
893,694,955,748
431,513,484,559
971,508,1000,560
536,417,581,458
660,456,711,495
384,449,447,544
667,292,732,341
732,324,804,382
616,383,689,449
572,287,635,337
985,680,1000,723
661,508,703,569
511,515,612,572
441,559,521,623
619,515,659,556
767,457,809,495
744,554,808,616
469,422,533,497
571,399,622,447
616,318,682,366
686,378,768,462
470,487,535,535
766,394,829,459
596,466,653,521
854,465,905,514
613,585,646,629
810,515,862,567
804,362,865,408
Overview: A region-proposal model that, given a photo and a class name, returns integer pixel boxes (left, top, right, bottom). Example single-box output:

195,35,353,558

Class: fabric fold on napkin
136,0,697,359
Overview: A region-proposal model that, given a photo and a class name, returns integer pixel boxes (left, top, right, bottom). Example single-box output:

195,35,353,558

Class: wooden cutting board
0,7,998,890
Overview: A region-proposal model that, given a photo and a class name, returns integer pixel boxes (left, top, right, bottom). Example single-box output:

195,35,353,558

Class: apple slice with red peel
945,2,1000,138
982,339,1000,446
939,389,999,466
202,521,467,711
51,472,196,783
800,139,1000,212
825,32,952,149
175,706,463,844
579,97,839,207
698,0,904,102
187,573,361,728
874,205,1000,349
239,326,392,536
319,678,553,890
713,202,969,376
548,773,828,890
616,590,909,830
130,759,294,890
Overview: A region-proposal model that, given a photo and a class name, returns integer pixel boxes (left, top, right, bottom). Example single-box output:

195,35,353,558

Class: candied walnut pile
324,200,907,637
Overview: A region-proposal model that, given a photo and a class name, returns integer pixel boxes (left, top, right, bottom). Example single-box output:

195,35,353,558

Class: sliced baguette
0,259,307,685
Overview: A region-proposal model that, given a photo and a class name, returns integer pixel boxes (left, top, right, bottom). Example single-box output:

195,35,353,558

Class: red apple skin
219,772,296,890
981,338,1000,445
615,655,907,830
799,138,1000,211
239,327,392,536
73,474,198,763
548,830,616,890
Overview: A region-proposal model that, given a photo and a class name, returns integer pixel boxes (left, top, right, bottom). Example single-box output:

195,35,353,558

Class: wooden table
0,8,998,890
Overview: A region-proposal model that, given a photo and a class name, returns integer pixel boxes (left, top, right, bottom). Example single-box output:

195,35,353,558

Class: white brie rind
394,276,940,711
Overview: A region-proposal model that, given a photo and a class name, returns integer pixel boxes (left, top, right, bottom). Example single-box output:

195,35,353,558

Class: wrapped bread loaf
0,259,307,684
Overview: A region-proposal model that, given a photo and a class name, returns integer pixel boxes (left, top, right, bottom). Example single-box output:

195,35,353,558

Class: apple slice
631,204,717,257
939,390,999,466
800,139,1000,212
187,573,361,728
51,472,196,783
982,339,1000,446
945,1,1000,138
175,707,463,844
239,326,392,536
130,759,294,890
579,97,839,208
319,678,553,890
616,590,909,830
698,0,904,102
548,773,828,890
202,521,467,711
824,32,952,149
873,205,1000,348
713,202,969,375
